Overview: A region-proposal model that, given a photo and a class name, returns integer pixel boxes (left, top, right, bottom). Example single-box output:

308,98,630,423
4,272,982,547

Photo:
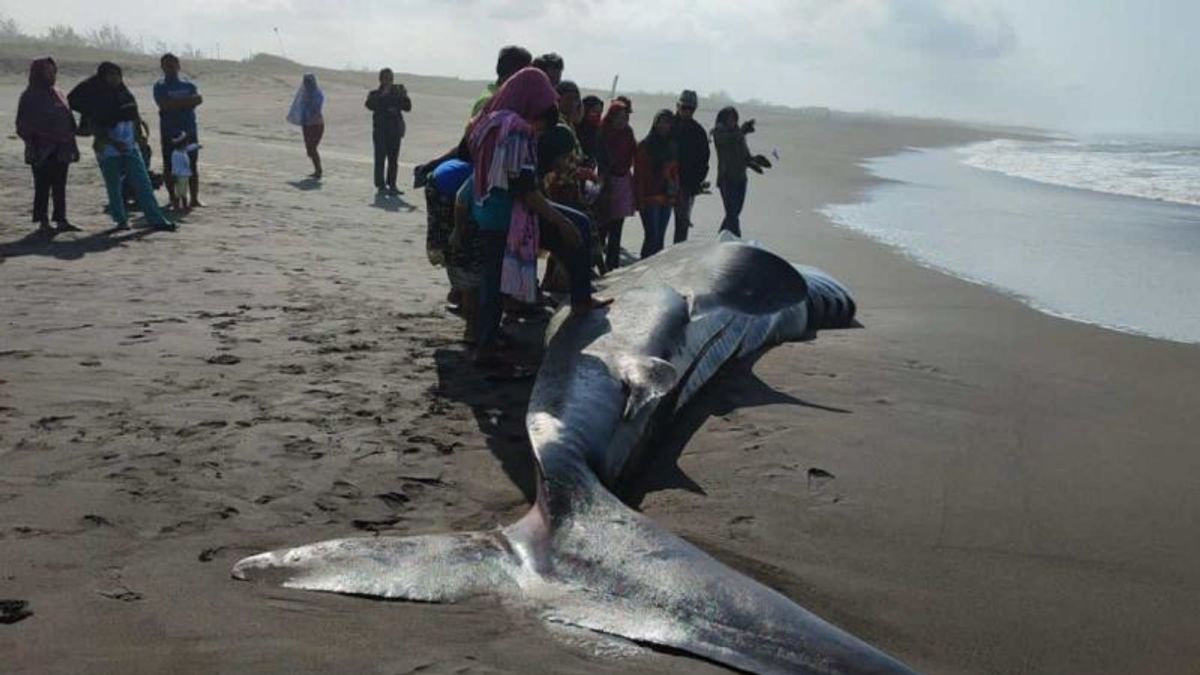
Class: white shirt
171,143,200,176
99,121,135,160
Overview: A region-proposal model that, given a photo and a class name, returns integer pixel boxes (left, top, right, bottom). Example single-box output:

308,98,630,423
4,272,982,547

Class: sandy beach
3,48,1199,675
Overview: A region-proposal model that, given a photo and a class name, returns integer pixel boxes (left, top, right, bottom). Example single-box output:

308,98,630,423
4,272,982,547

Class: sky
3,0,1198,136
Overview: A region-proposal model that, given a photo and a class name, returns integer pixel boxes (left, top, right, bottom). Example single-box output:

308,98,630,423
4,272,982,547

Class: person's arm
365,90,379,111
15,93,31,141
509,166,581,249
633,146,651,210
523,190,581,250
396,85,412,112
666,159,681,201
451,183,474,249
153,81,166,111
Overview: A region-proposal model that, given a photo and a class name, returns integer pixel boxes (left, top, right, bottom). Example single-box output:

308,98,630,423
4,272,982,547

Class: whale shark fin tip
617,355,679,420
231,531,517,602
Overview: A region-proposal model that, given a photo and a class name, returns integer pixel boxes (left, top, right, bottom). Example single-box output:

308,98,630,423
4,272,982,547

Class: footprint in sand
0,599,33,624
806,467,841,504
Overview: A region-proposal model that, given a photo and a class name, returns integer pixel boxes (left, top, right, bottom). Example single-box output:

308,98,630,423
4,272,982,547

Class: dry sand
2,49,1199,675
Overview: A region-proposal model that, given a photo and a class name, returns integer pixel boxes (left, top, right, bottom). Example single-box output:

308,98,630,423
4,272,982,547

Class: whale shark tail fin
530,486,919,675
231,530,518,602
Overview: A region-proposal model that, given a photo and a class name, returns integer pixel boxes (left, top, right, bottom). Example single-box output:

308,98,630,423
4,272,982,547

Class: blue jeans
99,151,170,226
604,218,624,270
639,204,671,259
718,177,747,237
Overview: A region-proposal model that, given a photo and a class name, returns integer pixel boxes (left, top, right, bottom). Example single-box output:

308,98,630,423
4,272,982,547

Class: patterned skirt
424,184,482,289
601,173,636,221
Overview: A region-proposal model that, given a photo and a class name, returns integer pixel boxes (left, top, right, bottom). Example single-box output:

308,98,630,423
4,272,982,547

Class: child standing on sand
168,131,201,210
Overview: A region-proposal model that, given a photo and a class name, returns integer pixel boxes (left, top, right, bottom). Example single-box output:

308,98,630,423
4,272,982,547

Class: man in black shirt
670,89,710,243
365,68,411,193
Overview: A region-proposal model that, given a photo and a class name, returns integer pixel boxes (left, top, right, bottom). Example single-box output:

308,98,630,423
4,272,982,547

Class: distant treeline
1,13,212,60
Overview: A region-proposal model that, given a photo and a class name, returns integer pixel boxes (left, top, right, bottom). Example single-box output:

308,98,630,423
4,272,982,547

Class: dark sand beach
2,49,1199,674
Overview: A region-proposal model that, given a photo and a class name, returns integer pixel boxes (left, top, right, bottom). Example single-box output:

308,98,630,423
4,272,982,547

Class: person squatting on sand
16,57,80,234
365,68,411,193
154,53,204,209
596,98,636,269
288,73,325,179
465,67,611,369
670,89,710,244
68,62,174,231
424,159,483,343
634,109,680,259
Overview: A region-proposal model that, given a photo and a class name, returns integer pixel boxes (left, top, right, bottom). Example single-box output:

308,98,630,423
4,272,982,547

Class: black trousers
373,133,401,189
32,158,69,223
541,203,595,306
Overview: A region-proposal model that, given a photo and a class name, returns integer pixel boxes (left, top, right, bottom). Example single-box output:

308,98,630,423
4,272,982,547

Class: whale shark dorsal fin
616,355,678,420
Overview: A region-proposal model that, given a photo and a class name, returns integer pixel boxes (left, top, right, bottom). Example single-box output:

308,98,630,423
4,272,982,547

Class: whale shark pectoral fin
231,531,517,602
616,355,679,420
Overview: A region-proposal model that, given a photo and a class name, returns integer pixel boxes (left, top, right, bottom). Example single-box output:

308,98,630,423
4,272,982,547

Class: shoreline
817,143,1200,346
2,58,1199,675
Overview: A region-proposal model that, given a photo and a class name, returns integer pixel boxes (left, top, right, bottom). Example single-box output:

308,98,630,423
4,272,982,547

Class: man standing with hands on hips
154,53,203,209
671,89,709,243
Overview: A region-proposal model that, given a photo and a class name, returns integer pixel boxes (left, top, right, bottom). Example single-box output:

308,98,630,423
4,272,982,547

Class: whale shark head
794,263,858,332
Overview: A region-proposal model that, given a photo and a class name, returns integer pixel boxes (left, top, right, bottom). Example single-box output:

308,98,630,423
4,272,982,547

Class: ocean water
961,138,1200,207
821,141,1200,343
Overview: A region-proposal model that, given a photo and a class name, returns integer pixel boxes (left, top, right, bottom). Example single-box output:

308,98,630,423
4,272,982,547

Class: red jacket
634,145,679,210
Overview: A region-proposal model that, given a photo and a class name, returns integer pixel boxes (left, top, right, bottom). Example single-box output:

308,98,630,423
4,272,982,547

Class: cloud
880,0,1017,59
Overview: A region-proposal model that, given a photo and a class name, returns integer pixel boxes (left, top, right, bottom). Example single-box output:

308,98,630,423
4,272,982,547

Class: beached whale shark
233,237,916,674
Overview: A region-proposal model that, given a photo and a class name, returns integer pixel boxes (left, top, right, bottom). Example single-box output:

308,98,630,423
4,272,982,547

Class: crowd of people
416,46,772,372
14,47,772,374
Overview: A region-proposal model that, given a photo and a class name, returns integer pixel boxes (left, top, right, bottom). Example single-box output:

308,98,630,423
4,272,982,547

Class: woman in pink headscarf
16,57,81,233
466,67,609,368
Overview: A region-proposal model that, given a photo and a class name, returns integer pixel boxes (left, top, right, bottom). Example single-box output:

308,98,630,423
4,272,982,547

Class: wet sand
2,49,1199,674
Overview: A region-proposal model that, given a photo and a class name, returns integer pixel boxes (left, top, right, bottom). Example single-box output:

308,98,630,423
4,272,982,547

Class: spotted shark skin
233,238,916,675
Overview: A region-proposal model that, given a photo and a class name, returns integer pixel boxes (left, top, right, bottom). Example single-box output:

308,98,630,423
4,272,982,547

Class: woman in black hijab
16,57,80,233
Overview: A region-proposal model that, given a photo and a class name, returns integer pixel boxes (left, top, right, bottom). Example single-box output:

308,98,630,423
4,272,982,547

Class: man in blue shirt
154,53,203,207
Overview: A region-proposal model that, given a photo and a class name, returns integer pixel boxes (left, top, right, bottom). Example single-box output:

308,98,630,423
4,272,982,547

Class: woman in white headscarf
287,73,325,178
